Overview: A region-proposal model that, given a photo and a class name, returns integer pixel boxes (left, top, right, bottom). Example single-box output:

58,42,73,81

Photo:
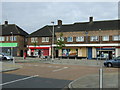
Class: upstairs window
76,36,84,42
57,37,64,41
90,36,99,41
0,36,5,41
6,36,9,41
113,35,120,41
102,36,109,41
42,37,49,42
31,37,38,43
10,36,17,41
67,37,73,42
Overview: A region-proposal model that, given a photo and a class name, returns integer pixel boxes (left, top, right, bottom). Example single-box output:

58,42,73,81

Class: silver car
0,53,13,61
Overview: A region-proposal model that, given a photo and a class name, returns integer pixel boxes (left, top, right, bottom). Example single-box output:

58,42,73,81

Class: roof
56,20,119,32
27,25,53,37
27,19,120,37
0,24,28,36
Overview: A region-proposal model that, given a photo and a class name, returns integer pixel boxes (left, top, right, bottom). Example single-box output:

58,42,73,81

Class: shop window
42,37,49,42
102,36,109,41
0,36,5,41
90,36,99,41
67,37,73,42
113,35,120,41
76,36,84,42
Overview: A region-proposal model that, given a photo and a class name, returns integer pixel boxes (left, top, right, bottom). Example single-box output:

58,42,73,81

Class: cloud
2,2,118,34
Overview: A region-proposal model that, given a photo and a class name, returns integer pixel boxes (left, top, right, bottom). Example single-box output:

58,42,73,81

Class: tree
56,33,65,50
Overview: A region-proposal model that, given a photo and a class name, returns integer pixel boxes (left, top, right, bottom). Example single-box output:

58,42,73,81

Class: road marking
52,67,68,72
0,75,39,86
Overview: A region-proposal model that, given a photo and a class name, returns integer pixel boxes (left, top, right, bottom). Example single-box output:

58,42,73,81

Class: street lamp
10,32,13,57
99,29,103,90
51,21,54,60
11,32,15,63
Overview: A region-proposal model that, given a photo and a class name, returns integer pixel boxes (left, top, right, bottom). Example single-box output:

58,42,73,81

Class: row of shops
27,44,120,59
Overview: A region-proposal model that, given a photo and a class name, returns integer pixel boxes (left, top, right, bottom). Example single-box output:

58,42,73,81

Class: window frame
102,36,109,41
42,37,49,42
76,36,84,42
67,37,73,42
90,36,99,41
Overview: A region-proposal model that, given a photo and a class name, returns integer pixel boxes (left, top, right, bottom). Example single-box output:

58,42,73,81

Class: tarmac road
2,62,118,89
2,73,71,89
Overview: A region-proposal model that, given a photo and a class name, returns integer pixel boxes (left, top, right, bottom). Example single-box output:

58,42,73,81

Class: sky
1,2,119,34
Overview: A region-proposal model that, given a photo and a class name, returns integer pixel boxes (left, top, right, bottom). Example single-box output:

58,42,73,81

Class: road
1,63,118,89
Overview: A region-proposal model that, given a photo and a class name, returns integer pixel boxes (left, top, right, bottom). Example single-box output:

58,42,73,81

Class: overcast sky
1,2,118,34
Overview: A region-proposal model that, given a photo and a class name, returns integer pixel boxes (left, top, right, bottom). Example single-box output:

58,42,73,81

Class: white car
0,53,13,61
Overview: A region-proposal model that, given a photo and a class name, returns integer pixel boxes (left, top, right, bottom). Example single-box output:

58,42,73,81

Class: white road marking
0,75,39,86
52,67,68,72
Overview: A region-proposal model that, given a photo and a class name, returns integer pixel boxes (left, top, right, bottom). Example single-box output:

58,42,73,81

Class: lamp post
10,32,13,57
99,29,103,90
51,21,54,60
11,32,15,63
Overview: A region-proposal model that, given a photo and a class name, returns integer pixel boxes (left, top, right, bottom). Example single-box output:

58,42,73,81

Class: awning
29,47,50,49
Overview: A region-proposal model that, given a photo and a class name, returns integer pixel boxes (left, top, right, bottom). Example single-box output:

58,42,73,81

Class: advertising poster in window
62,49,77,56
69,49,77,56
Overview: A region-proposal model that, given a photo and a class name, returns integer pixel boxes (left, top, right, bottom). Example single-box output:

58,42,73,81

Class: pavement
1,57,119,89
0,61,22,72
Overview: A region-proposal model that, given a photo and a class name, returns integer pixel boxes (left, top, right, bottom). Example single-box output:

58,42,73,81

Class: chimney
5,21,8,25
58,20,62,26
89,17,93,22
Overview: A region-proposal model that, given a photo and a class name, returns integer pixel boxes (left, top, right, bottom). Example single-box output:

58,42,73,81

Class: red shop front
28,47,50,56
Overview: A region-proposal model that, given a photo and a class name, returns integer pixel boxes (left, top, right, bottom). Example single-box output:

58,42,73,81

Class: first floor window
0,36,5,41
67,37,73,42
113,35,120,41
76,36,84,42
102,36,109,41
6,36,9,41
31,37,38,42
57,37,64,41
10,36,17,41
42,37,49,42
90,36,99,41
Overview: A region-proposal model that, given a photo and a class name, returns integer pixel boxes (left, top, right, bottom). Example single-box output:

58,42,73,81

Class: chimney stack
58,20,62,26
5,21,8,25
89,17,93,22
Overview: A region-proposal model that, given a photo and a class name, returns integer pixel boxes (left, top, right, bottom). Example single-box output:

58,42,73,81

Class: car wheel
2,57,7,61
107,63,113,67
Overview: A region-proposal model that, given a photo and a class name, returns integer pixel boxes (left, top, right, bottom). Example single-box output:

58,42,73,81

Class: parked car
104,56,120,67
0,53,13,61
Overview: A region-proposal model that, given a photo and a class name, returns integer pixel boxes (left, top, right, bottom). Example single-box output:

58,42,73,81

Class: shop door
109,51,112,59
56,50,58,58
20,50,23,57
43,49,49,56
88,47,92,59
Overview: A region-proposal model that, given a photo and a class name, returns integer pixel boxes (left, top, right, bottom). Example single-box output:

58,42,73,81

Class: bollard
13,57,15,64
99,68,103,90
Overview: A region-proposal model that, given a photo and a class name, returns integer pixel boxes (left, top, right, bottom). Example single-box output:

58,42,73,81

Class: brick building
27,26,53,57
0,21,28,56
27,17,120,59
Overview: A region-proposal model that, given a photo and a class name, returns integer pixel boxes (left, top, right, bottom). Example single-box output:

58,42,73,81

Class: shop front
28,46,50,58
0,43,18,56
96,47,115,60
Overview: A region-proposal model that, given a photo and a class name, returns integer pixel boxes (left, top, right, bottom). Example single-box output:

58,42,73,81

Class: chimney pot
58,20,62,26
5,21,8,24
89,17,93,22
